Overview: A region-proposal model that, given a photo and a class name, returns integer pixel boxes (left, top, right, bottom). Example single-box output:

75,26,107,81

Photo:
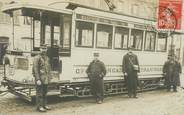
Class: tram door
34,12,71,71
47,46,59,71
38,12,60,71
0,43,8,65
0,37,8,65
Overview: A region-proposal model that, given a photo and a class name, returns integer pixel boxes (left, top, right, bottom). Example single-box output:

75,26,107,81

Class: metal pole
12,15,15,49
179,35,183,64
3,64,6,80
32,18,35,50
171,35,174,57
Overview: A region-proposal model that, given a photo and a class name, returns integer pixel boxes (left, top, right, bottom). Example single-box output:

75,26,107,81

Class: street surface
0,87,184,115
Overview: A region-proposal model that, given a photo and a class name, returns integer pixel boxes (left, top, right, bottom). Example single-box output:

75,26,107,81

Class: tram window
33,15,71,51
45,25,51,46
44,25,60,46
157,33,167,51
114,27,129,49
15,58,29,70
21,37,32,51
54,26,60,45
76,21,94,47
96,24,113,48
34,20,41,48
144,31,156,51
42,16,60,47
60,15,71,50
129,29,143,50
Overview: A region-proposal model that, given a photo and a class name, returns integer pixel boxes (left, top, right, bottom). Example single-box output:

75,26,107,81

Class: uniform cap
40,44,47,48
128,46,134,50
40,45,47,52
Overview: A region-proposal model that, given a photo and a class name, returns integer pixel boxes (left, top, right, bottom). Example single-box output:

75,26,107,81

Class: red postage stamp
157,0,182,30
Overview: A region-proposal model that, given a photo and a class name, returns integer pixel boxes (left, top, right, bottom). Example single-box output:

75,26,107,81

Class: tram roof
1,2,73,15
2,1,156,21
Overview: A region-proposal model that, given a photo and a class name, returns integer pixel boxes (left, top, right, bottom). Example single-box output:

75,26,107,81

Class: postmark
157,0,182,32
144,0,182,35
158,6,177,31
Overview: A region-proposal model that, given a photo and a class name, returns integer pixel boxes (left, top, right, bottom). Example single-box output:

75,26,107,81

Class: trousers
89,77,104,101
126,72,138,97
36,84,48,109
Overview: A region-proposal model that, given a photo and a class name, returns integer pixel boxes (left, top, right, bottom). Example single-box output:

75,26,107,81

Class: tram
1,2,168,101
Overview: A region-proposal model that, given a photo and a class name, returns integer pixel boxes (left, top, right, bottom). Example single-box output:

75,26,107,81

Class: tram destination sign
76,14,128,26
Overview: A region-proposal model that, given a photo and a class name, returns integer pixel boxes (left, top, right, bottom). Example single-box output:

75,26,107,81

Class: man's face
94,56,98,61
40,48,47,56
175,56,179,61
128,48,133,54
169,57,174,62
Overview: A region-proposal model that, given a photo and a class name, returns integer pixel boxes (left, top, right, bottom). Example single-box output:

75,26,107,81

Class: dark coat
0,45,7,65
122,52,140,73
32,55,51,85
173,61,182,86
86,60,106,79
163,60,181,86
86,59,106,100
122,52,140,88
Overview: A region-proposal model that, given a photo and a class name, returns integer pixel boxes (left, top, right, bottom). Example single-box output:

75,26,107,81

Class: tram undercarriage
1,77,164,102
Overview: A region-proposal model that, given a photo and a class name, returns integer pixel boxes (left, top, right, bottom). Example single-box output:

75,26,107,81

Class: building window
114,26,129,49
144,31,156,51
0,2,11,24
146,6,154,18
96,24,113,49
131,4,139,15
117,0,124,11
129,29,143,50
157,33,167,51
76,21,94,47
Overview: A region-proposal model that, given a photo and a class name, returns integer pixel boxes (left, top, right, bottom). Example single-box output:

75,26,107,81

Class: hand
99,73,104,78
36,80,42,85
88,73,91,76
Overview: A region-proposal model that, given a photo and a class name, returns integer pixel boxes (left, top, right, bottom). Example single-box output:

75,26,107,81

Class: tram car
1,1,168,101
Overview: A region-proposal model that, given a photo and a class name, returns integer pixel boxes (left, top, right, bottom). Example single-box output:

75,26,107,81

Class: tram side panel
70,48,167,83
3,50,167,85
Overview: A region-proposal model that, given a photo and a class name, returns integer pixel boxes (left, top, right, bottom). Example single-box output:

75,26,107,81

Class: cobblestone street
0,72,184,115
1,89,184,115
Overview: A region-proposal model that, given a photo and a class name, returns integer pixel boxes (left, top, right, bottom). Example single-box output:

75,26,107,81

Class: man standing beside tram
174,56,182,90
86,52,106,104
122,46,140,98
32,45,51,112
163,55,182,92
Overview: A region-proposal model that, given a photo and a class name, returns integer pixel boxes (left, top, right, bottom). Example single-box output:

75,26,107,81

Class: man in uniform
163,55,181,92
122,46,140,98
173,56,182,91
32,45,51,112
0,44,8,65
86,52,106,104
